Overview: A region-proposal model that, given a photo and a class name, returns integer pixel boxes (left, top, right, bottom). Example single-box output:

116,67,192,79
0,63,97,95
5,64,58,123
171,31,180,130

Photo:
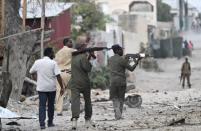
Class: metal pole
22,0,27,31
185,0,188,31
40,0,45,58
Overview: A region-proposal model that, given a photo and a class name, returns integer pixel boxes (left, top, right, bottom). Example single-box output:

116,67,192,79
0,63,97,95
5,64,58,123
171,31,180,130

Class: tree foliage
90,67,110,90
48,0,108,40
71,1,107,40
157,0,173,22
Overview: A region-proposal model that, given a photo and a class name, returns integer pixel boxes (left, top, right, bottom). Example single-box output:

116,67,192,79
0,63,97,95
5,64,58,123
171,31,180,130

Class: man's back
109,54,128,86
30,57,60,92
182,62,191,75
71,54,92,88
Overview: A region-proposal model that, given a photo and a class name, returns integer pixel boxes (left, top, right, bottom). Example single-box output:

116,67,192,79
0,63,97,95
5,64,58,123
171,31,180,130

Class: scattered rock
20,95,26,102
95,92,100,96
6,121,21,126
175,97,178,101
152,90,159,93
167,118,185,126
94,98,109,102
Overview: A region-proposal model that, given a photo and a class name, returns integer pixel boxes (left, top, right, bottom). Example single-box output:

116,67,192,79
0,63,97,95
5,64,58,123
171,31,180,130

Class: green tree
157,0,173,22
50,0,108,40
71,1,107,40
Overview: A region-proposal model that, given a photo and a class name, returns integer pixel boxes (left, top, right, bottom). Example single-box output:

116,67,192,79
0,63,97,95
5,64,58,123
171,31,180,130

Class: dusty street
1,48,201,131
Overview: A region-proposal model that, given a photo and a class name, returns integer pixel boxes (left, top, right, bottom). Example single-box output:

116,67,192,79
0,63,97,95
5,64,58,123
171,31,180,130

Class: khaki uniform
69,53,92,120
108,54,137,120
54,46,75,114
181,61,191,88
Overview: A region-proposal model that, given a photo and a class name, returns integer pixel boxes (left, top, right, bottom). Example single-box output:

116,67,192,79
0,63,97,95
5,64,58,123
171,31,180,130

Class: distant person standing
189,41,194,50
54,38,75,116
188,41,193,57
29,48,64,129
183,40,189,56
181,57,191,88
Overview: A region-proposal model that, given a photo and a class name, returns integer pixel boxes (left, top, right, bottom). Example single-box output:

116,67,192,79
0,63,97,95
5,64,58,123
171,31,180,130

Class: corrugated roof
19,1,74,19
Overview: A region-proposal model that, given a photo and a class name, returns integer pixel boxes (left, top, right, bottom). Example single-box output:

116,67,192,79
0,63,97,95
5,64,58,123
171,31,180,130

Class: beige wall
96,0,157,26
124,18,148,54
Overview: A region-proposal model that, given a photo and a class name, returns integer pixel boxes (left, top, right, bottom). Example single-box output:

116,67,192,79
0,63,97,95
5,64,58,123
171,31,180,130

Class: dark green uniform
108,54,137,120
70,53,92,120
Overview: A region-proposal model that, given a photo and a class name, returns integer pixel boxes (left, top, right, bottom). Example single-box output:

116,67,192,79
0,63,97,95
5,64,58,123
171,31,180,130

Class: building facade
20,1,73,48
96,0,157,54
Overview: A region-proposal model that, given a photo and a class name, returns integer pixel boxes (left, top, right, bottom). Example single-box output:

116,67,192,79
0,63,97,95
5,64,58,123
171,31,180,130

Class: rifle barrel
72,47,110,56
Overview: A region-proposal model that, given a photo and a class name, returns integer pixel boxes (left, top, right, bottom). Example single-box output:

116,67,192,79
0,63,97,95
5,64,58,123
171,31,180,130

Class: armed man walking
54,38,75,116
108,44,141,120
69,36,95,130
181,57,191,88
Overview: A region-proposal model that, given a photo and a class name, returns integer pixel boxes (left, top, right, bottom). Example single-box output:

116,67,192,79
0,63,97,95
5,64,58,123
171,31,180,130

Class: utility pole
184,0,188,31
22,0,27,31
179,0,184,31
40,0,45,58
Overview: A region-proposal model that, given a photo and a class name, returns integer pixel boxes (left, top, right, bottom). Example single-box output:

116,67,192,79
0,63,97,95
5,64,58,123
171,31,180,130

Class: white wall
96,0,157,26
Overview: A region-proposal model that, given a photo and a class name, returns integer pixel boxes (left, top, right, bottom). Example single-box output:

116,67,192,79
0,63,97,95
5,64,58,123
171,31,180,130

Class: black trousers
38,91,56,127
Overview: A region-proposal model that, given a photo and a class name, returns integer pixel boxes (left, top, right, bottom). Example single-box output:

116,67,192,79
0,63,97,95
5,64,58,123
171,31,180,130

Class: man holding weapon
108,44,143,120
69,35,111,130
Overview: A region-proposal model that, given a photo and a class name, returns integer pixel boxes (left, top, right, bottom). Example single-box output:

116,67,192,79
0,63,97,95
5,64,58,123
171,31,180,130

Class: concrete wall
152,37,183,58
123,31,141,54
119,14,148,49
96,0,157,26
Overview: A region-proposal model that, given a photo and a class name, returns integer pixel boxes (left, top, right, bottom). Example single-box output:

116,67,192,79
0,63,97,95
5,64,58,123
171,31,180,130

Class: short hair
44,47,53,57
63,38,70,46
112,44,122,53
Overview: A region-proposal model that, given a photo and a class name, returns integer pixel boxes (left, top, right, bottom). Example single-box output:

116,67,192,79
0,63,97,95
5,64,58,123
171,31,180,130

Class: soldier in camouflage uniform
108,44,141,120
181,57,191,88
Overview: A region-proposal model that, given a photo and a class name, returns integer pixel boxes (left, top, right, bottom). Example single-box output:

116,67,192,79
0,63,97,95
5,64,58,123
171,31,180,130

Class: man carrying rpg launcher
69,36,111,130
108,44,144,120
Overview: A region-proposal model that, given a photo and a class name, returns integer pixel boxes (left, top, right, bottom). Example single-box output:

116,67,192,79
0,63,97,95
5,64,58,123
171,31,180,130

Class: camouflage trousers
182,74,191,88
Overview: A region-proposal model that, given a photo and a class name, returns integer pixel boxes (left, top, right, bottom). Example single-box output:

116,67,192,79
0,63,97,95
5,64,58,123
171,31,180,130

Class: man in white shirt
29,47,64,130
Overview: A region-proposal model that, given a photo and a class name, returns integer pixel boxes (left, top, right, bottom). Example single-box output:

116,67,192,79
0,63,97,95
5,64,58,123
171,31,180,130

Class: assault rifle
72,47,111,56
